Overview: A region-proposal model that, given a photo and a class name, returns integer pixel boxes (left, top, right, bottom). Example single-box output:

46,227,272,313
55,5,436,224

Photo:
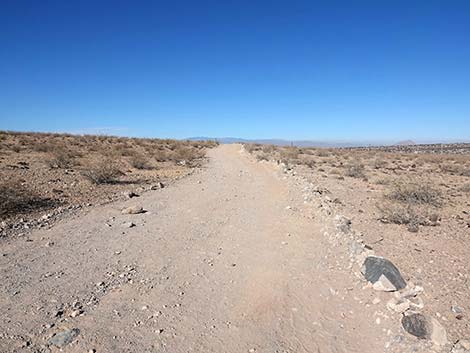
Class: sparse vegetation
387,181,442,207
0,131,217,224
344,163,366,179
0,181,56,217
82,158,124,184
129,154,152,170
47,148,80,169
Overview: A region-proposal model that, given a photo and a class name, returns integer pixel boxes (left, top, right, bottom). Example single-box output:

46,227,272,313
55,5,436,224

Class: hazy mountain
187,137,374,148
395,140,417,146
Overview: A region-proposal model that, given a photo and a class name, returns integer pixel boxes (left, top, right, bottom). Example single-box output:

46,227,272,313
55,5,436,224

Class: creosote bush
387,181,442,207
82,158,123,184
344,163,366,178
0,181,54,217
129,154,152,170
47,149,79,169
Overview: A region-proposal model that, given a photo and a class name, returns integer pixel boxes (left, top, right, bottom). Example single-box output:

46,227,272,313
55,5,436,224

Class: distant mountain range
187,137,407,148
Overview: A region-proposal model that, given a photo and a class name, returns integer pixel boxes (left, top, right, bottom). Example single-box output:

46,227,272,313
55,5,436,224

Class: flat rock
48,328,80,347
430,318,448,346
362,256,406,291
121,206,145,215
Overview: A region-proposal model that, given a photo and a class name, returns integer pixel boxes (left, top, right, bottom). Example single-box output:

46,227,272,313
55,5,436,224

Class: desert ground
1,133,469,353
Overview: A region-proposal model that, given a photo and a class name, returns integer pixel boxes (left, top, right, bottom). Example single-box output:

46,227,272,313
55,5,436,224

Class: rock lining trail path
1,145,409,352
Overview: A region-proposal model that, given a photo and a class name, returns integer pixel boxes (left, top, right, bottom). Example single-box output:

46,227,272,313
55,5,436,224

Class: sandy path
1,144,397,353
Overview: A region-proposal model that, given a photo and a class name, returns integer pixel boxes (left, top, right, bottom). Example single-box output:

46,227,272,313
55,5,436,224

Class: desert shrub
344,163,366,178
47,149,79,169
374,178,392,185
129,154,152,170
378,203,423,225
387,181,442,207
372,158,387,169
244,144,260,153
301,156,316,168
459,183,470,193
173,146,204,163
82,158,123,184
279,147,299,162
261,145,275,154
378,202,440,232
256,152,270,161
0,181,56,217
315,149,330,157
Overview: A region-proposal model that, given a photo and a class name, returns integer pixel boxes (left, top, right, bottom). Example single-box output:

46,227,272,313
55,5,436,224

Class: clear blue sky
1,1,469,143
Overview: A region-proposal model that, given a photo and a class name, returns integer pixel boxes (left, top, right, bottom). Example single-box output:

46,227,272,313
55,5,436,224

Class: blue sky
1,1,469,143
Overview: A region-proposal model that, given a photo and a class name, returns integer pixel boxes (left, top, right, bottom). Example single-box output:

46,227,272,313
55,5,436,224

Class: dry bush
378,202,440,231
344,163,366,178
244,144,260,153
262,145,275,154
315,149,330,157
256,152,270,161
129,154,152,170
387,181,442,207
47,149,80,169
0,181,55,217
173,146,205,163
300,156,316,168
378,203,423,226
371,158,387,169
279,147,299,163
459,183,470,193
82,158,124,184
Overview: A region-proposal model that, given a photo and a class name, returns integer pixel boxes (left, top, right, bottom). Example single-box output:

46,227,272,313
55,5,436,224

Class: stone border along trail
0,144,451,353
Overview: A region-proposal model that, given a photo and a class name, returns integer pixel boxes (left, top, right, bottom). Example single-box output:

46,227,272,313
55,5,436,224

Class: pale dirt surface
1,145,430,352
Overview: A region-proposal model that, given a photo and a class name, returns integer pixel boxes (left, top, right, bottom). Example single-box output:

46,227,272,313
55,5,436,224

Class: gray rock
48,328,80,347
402,313,429,338
362,256,406,291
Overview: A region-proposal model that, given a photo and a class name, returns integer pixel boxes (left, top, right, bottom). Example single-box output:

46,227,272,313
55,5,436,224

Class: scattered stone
124,191,139,198
387,297,410,313
335,215,352,233
48,328,80,347
402,313,429,338
151,182,165,190
124,222,136,228
362,256,406,291
459,340,470,350
70,309,82,318
121,206,145,215
452,305,464,314
429,318,448,346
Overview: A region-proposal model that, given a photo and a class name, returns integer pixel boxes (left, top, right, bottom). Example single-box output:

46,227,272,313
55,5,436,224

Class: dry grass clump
371,158,387,169
344,163,366,179
47,148,80,169
129,154,152,170
279,147,300,164
256,153,270,161
459,183,470,193
0,181,56,217
377,203,440,232
387,181,442,207
172,146,205,164
379,179,442,232
82,158,124,184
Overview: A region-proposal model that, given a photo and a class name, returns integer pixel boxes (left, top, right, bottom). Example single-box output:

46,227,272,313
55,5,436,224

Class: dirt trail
1,145,404,352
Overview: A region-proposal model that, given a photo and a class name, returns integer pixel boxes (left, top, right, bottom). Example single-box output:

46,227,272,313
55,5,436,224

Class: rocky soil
3,144,467,352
